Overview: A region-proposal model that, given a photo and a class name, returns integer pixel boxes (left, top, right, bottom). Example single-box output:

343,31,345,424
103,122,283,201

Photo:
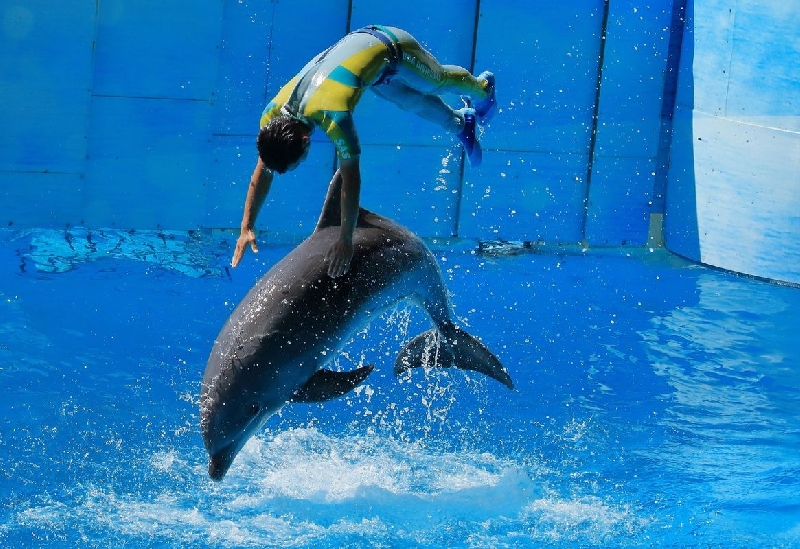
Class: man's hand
326,237,354,278
231,229,258,267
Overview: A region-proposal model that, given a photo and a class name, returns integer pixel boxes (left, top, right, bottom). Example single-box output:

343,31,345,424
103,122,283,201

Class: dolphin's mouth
208,444,238,481
204,408,275,481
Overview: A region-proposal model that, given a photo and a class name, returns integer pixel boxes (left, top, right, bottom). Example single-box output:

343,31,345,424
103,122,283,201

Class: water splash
6,426,649,548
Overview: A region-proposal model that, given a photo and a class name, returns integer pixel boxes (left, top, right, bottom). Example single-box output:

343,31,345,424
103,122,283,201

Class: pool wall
1,1,797,284
666,0,800,285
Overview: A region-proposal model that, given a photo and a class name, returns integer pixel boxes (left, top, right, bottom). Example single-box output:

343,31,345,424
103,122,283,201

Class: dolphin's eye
248,404,260,417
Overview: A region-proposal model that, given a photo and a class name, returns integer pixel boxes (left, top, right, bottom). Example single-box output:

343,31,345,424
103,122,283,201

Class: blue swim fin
474,71,496,123
456,106,482,168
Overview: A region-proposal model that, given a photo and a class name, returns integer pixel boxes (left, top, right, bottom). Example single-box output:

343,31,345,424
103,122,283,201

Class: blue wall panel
726,2,800,120
359,145,464,237
586,155,657,246
670,111,800,284
0,1,95,174
585,1,673,246
459,1,604,242
83,96,214,228
458,151,587,243
684,0,800,122
204,135,255,228
684,0,731,116
1,173,85,228
475,1,604,154
212,0,271,136
93,0,223,100
663,106,698,257
592,1,672,159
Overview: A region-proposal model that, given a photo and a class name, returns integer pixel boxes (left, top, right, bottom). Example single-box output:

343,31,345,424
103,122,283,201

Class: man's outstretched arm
232,158,274,267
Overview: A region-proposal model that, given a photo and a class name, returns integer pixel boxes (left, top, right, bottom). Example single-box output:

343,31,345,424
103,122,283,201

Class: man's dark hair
257,115,309,174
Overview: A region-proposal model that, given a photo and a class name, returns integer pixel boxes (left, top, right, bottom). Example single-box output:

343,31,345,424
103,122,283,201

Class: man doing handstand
231,24,496,277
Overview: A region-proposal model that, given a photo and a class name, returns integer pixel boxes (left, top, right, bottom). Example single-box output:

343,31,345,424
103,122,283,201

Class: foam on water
8,426,646,548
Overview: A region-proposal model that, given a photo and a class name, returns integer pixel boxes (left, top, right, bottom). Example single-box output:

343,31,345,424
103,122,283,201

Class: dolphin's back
203,205,446,390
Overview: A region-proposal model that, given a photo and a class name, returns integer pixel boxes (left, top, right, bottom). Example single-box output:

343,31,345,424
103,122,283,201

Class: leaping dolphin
200,171,513,481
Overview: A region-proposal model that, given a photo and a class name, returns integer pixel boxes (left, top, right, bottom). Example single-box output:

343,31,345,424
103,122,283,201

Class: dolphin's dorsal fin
314,170,344,231
314,169,374,231
290,365,374,403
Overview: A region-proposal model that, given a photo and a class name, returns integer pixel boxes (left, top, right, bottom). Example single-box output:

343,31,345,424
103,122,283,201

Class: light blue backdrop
666,0,800,284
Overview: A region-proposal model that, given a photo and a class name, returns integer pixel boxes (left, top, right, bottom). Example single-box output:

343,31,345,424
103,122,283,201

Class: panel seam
453,0,482,238
581,0,611,243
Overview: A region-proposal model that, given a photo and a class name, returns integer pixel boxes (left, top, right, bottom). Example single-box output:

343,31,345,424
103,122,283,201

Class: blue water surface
0,228,798,548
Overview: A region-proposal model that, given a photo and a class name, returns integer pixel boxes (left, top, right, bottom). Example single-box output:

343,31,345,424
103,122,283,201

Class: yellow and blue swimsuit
259,25,402,161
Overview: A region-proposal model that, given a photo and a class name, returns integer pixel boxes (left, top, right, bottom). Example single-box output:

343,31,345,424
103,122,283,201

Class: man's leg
372,80,482,167
390,28,489,99
374,27,490,166
372,81,462,133
387,27,495,121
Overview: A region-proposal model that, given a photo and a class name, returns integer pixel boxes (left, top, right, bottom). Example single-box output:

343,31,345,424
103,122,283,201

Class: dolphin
200,170,513,481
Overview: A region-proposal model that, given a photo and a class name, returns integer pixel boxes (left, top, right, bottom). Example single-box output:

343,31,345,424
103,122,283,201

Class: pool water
1,228,798,548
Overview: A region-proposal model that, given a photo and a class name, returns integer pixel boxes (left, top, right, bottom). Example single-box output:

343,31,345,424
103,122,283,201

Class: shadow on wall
664,0,699,261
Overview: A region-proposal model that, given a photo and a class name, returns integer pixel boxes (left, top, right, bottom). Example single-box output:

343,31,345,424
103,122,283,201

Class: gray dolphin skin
200,171,514,481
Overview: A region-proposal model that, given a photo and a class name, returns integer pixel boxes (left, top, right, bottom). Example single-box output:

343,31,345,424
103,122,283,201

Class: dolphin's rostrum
200,171,513,480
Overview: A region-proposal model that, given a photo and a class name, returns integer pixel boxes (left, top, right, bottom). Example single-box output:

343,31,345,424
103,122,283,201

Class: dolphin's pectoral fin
291,365,375,403
394,328,514,390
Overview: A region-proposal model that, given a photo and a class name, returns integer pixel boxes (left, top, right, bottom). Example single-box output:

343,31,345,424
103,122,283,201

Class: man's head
257,115,311,174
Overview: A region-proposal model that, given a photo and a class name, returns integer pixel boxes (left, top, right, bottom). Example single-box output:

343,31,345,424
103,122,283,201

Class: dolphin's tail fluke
394,327,514,390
